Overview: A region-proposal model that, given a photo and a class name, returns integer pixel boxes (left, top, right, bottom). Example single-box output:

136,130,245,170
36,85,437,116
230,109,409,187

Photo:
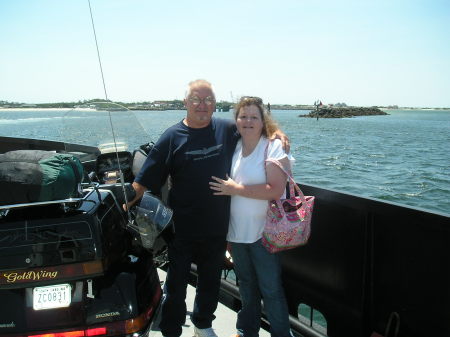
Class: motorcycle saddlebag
0,150,83,206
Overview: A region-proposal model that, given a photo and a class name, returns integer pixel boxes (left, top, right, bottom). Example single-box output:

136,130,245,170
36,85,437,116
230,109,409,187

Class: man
128,79,288,337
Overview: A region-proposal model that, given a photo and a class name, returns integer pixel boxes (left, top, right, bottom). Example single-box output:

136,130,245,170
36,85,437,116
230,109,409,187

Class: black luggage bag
0,150,83,206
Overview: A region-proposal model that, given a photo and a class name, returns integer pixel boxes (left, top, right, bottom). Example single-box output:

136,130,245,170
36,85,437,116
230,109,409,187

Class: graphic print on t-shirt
185,144,223,161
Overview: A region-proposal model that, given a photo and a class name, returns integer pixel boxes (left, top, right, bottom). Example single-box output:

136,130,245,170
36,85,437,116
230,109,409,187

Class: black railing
216,183,450,337
283,184,449,337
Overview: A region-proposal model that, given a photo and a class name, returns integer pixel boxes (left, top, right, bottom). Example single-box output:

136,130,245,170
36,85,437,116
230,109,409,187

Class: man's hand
271,130,290,153
122,181,147,211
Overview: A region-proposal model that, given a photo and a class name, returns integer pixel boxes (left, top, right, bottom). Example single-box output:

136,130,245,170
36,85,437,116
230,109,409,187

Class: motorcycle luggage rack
0,182,99,211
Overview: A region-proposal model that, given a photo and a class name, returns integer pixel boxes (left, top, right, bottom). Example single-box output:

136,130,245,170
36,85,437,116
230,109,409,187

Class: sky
1,0,449,107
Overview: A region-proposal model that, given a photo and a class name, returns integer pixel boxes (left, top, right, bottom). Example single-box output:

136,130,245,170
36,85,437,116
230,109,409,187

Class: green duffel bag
0,150,84,206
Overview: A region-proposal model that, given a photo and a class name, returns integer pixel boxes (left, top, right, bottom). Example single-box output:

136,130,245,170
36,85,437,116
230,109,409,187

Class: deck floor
148,269,270,337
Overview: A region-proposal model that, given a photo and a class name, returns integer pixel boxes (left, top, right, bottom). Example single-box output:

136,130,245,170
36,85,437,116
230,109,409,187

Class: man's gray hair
185,79,215,98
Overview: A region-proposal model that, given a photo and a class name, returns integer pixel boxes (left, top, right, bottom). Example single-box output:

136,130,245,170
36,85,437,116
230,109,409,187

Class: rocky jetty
300,107,388,118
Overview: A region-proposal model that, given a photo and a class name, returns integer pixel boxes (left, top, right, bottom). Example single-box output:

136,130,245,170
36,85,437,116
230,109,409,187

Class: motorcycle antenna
87,0,131,221
88,0,108,102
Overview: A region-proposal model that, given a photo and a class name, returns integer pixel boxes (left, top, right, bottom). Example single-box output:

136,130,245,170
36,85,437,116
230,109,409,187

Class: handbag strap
263,140,306,203
264,139,270,161
266,158,306,203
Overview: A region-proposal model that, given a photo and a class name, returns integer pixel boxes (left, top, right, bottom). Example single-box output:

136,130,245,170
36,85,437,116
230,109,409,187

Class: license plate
33,284,71,310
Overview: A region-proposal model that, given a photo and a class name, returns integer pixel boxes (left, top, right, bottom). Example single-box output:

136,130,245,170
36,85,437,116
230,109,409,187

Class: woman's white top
227,136,294,243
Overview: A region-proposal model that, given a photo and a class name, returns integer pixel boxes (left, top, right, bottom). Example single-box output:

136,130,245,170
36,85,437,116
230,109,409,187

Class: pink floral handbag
262,158,314,253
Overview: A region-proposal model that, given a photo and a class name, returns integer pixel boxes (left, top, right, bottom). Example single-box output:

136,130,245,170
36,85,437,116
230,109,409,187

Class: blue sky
1,0,449,107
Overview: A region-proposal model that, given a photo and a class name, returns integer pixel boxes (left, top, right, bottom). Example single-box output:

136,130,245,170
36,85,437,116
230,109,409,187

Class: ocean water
0,108,449,215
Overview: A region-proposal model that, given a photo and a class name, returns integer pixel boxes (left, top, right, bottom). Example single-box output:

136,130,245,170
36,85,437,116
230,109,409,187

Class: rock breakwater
300,107,388,118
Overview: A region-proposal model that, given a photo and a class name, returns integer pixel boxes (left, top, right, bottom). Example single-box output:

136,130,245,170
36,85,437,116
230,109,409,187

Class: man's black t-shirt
135,117,239,238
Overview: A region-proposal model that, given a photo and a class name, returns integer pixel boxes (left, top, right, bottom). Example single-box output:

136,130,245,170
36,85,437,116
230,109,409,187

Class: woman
209,96,293,337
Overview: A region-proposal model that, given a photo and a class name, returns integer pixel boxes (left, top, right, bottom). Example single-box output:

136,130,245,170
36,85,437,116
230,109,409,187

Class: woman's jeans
159,235,227,337
231,239,292,337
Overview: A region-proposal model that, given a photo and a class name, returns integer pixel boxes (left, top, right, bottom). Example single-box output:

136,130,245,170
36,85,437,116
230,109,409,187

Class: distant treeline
1,99,448,111
0,99,234,111
0,99,371,111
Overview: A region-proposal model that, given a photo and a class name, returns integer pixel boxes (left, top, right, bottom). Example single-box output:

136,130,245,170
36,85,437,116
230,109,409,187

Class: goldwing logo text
2,270,58,283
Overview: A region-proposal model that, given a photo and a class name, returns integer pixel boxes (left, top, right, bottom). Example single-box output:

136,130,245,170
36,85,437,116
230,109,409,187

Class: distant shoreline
0,108,93,112
1,107,449,112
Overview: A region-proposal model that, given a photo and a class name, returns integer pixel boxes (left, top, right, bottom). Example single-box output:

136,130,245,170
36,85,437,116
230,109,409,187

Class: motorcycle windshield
62,102,150,186
62,102,147,156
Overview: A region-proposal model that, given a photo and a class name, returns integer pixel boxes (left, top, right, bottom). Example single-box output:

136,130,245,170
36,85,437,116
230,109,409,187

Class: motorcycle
0,103,169,337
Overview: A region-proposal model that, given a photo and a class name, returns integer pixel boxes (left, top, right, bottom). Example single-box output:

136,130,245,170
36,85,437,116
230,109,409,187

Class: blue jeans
159,235,227,337
231,239,292,337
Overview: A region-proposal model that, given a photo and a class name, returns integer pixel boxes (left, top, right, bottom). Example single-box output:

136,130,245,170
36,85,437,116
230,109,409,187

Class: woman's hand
209,175,241,196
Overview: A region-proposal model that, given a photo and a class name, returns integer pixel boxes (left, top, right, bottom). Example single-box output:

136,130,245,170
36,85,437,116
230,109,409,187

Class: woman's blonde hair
234,96,278,137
